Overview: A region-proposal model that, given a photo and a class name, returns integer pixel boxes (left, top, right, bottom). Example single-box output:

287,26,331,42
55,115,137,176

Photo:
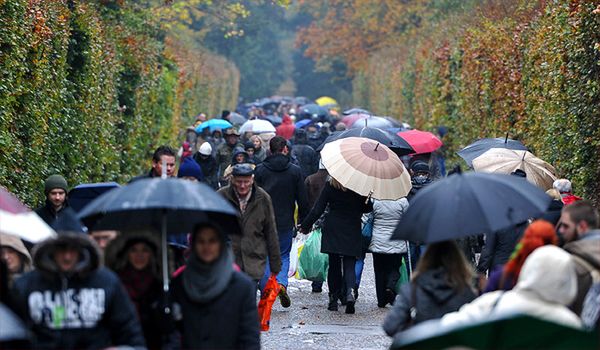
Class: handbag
361,212,375,250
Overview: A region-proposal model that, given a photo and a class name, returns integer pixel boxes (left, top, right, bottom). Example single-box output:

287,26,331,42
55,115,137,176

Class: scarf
235,188,253,214
118,265,159,303
182,248,234,303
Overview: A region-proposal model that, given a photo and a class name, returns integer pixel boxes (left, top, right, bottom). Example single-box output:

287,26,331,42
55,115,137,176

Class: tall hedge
354,0,600,205
0,0,239,207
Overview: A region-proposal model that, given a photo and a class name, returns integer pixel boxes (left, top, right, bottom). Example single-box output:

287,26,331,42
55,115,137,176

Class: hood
104,230,161,278
0,233,32,269
231,147,249,163
32,233,101,279
515,245,577,305
564,229,600,269
415,267,459,304
282,115,292,125
262,153,291,172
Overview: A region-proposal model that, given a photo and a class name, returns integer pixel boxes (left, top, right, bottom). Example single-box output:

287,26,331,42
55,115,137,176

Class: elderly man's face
232,175,253,197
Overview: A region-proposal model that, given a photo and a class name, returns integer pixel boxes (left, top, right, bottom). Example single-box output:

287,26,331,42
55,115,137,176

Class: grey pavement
261,254,393,349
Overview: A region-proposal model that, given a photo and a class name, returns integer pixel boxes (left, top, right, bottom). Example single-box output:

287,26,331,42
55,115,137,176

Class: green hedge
0,0,239,207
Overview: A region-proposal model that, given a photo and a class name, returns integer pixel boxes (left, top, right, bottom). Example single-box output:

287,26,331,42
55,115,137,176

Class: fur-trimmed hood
104,229,161,278
32,233,101,279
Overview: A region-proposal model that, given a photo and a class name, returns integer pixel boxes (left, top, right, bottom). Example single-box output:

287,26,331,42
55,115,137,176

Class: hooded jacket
563,229,600,315
35,200,70,226
292,143,319,179
254,153,310,233
216,141,242,179
194,152,218,189
275,115,295,140
383,267,476,335
441,246,582,329
10,234,146,349
368,199,409,254
0,233,32,284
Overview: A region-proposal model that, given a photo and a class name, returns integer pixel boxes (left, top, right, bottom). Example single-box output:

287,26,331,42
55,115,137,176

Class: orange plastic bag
258,275,280,331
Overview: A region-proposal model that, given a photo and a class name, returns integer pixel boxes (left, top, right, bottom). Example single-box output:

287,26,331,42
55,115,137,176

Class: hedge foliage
353,0,600,205
0,0,239,206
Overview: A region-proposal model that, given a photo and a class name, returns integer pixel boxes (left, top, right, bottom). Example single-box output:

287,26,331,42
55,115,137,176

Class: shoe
377,302,387,308
278,285,291,308
312,285,322,293
385,288,396,306
345,289,355,314
328,293,338,311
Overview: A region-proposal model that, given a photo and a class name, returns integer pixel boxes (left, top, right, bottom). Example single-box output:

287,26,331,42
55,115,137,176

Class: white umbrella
320,137,412,200
239,119,276,134
0,210,56,243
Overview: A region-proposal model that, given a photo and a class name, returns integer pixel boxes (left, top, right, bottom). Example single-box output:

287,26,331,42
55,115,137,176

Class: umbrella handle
365,190,373,204
161,213,170,293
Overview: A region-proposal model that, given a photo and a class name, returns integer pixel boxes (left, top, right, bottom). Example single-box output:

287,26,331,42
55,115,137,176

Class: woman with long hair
383,240,477,336
299,177,373,314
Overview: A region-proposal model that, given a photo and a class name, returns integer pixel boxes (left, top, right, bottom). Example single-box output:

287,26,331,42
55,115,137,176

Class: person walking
129,145,177,183
218,164,281,283
35,174,70,225
0,233,32,287
291,129,319,179
250,135,267,162
177,156,204,182
275,114,295,140
383,241,477,336
171,223,260,349
406,161,433,270
369,197,410,308
299,177,373,314
254,136,309,307
304,161,329,293
216,128,242,186
194,142,218,189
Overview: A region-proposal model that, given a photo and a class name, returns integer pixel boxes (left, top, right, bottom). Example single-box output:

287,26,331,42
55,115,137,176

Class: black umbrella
391,172,551,243
343,107,371,115
0,303,30,344
299,104,328,121
316,127,415,156
68,182,120,213
228,112,246,126
78,178,240,291
457,137,527,167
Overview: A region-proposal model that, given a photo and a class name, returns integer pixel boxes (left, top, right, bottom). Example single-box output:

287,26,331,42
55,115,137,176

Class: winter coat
218,184,281,280
292,144,319,179
305,169,328,208
254,153,310,233
253,146,267,163
216,142,242,179
441,246,581,329
383,267,476,335
35,200,70,226
10,234,146,349
194,153,218,189
171,270,259,349
275,115,295,140
563,229,600,315
477,222,527,274
369,199,409,254
0,233,32,285
300,182,373,257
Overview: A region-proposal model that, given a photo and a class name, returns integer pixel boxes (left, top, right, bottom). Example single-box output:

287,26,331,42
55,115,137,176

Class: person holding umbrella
129,145,177,183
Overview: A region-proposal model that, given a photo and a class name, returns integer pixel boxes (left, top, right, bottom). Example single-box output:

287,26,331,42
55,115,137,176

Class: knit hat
44,175,68,195
553,179,572,193
410,160,430,174
199,142,212,156
244,141,256,152
181,141,192,159
177,157,203,181
232,164,254,177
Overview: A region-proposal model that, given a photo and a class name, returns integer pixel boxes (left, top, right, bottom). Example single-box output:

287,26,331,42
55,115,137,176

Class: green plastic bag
396,257,410,293
298,229,329,282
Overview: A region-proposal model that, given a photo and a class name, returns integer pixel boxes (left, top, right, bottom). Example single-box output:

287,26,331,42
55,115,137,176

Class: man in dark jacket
304,161,329,293
218,164,281,283
406,160,433,270
194,142,218,189
10,212,145,349
254,137,309,307
129,145,176,183
292,129,319,179
35,174,70,225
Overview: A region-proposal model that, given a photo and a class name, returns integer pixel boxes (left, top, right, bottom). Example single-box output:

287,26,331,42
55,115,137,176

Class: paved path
262,254,393,349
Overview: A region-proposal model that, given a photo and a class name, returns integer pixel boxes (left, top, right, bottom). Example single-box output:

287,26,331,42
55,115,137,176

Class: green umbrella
391,314,599,350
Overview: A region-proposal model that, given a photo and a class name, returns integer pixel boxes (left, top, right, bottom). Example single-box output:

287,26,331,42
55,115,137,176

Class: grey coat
368,199,409,254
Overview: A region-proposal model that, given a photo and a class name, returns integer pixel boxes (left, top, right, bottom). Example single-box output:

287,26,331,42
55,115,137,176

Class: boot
345,289,355,314
328,293,338,311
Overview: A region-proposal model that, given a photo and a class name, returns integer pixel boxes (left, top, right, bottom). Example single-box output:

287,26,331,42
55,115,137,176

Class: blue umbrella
295,119,313,129
68,182,120,213
195,119,233,133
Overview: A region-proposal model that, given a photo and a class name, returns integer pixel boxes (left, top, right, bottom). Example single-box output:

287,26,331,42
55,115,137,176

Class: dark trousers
327,254,356,296
372,252,405,306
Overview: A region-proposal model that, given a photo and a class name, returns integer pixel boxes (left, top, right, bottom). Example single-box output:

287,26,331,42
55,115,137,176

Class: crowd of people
1,103,599,349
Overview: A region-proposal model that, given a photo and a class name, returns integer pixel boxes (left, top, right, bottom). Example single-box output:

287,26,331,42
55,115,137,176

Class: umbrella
263,115,282,127
299,104,328,121
68,182,120,213
472,149,557,190
317,127,415,156
195,119,233,133
343,108,371,115
392,313,599,350
320,137,412,200
351,116,395,129
295,119,313,129
228,112,246,126
78,178,241,291
341,113,369,127
458,137,528,167
0,187,55,243
0,303,30,344
397,130,443,154
391,171,552,243
239,119,276,134
315,96,338,107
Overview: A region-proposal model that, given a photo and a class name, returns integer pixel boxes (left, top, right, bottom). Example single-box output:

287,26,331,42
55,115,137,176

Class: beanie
199,142,212,156
44,175,68,195
177,157,204,181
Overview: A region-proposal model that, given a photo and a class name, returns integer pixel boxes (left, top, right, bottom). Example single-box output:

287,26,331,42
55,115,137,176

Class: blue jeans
260,229,293,290
355,257,365,288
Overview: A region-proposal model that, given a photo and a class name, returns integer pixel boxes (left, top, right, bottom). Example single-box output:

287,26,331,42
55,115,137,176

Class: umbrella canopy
458,137,528,167
397,130,443,154
263,115,282,127
391,171,552,243
340,113,369,127
0,303,30,344
195,119,233,133
68,182,120,213
295,119,313,129
298,104,328,121
392,313,599,350
228,112,246,126
0,187,28,214
315,96,338,107
0,187,55,243
351,116,395,129
239,119,276,134
317,127,415,156
343,108,371,115
473,149,557,190
320,137,412,200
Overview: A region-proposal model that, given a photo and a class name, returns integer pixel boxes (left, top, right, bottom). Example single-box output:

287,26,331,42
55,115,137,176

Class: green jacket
218,184,281,280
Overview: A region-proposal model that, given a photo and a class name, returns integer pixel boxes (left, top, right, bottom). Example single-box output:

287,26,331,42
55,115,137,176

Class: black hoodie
10,234,146,349
254,153,310,233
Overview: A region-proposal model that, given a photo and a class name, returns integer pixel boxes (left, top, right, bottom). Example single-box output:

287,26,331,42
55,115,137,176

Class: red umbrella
398,130,443,154
340,113,369,127
0,187,28,214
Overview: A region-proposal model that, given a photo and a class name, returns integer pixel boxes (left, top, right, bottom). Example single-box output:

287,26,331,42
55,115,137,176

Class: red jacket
561,193,582,206
276,115,295,140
